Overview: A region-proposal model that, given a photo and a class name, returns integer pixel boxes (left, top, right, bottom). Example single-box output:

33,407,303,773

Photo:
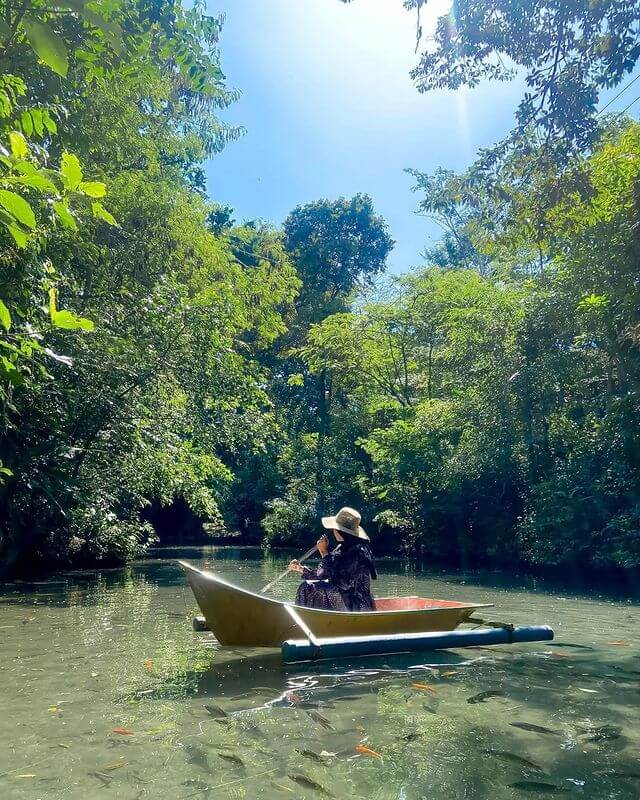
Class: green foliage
2,1,639,579
385,0,640,149
21,14,69,76
284,194,394,323
0,0,288,575
286,118,640,572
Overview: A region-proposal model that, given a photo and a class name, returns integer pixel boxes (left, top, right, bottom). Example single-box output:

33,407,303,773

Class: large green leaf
9,131,28,158
20,110,33,136
48,287,94,331
79,181,106,198
7,224,29,247
53,200,78,230
30,108,44,136
0,18,11,42
51,310,94,332
60,152,83,190
0,299,11,331
9,172,57,192
58,0,124,55
22,15,69,77
91,201,117,225
0,190,36,229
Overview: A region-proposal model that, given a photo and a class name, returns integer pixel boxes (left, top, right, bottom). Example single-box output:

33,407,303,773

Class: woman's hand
288,559,304,574
316,534,329,557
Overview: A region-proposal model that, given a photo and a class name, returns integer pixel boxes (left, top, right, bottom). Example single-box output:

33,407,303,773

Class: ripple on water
0,548,639,800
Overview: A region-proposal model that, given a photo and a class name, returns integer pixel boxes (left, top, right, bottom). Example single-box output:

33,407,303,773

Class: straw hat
321,506,369,540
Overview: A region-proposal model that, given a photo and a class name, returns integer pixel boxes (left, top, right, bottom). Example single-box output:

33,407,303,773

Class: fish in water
100,759,128,771
467,690,508,704
412,683,436,693
288,773,334,796
296,748,329,764
89,771,112,787
307,710,334,730
593,769,640,779
185,744,210,771
203,702,228,718
482,749,544,773
333,694,365,702
302,701,336,710
217,751,245,768
397,732,423,742
510,722,561,736
551,642,594,650
581,724,623,743
356,744,382,759
510,781,569,793
182,779,210,790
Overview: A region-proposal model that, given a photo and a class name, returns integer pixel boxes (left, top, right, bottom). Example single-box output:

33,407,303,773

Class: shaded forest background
1,0,639,577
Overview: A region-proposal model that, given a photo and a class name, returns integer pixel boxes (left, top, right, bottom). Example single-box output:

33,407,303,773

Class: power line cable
598,73,640,115
615,92,640,117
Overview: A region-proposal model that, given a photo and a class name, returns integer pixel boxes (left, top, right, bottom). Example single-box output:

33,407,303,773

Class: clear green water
1,547,640,800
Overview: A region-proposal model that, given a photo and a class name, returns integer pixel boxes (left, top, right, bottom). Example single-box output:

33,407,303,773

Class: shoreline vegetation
1,2,640,580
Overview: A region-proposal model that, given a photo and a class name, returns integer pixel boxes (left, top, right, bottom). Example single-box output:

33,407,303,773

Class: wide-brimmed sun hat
321,506,369,540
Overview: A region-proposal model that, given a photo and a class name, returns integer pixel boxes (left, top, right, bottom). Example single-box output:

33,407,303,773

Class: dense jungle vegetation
1,0,639,577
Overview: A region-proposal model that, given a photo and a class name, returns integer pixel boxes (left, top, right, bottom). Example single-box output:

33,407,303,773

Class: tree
277,194,394,515
283,193,394,322
0,1,294,575
345,0,640,149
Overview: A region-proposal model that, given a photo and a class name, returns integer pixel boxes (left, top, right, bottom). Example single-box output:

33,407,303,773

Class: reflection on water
1,546,639,799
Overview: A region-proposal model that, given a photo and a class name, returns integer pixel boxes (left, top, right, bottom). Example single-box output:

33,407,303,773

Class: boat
178,560,494,647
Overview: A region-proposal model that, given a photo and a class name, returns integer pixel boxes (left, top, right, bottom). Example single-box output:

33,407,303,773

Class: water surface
1,547,639,799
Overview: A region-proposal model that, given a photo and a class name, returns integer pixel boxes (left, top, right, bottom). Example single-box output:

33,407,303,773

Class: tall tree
283,193,394,323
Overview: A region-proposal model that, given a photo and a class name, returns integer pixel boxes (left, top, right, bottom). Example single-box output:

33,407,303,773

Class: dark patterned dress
295,541,377,612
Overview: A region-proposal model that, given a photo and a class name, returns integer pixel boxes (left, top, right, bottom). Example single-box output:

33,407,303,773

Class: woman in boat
288,506,377,612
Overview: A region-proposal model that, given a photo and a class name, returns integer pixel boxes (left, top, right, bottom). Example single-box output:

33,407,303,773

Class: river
1,546,639,799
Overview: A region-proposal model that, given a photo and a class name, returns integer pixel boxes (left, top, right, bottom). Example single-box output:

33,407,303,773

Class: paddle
259,543,319,595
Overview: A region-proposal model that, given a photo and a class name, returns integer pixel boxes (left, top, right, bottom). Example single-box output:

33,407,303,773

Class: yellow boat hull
179,561,493,647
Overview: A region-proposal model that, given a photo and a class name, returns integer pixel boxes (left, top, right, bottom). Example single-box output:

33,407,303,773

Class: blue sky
205,0,637,274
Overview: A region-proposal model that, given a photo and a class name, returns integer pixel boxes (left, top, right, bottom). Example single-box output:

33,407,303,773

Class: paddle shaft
259,543,320,594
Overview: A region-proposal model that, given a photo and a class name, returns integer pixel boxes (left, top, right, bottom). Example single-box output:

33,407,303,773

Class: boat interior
374,597,476,611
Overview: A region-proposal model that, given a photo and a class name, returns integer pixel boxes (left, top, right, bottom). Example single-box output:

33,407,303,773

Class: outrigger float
179,560,553,663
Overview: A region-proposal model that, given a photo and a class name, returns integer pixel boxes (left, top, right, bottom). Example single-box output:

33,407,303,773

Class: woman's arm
300,535,331,579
